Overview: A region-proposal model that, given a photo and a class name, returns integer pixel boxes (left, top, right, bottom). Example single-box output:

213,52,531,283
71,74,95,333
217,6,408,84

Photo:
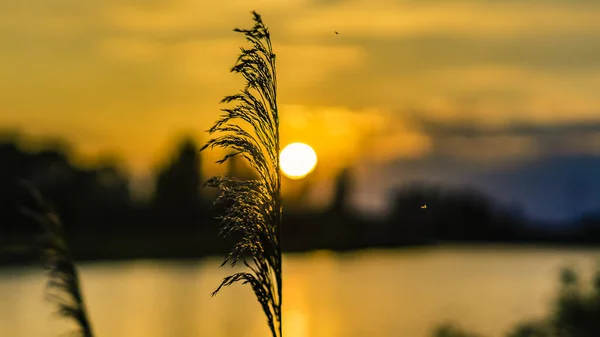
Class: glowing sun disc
280,142,317,179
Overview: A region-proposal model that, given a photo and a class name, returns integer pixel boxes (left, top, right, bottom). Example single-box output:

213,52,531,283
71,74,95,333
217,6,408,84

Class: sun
280,142,318,179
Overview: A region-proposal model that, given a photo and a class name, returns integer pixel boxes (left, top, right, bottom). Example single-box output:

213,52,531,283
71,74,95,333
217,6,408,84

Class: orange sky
2,0,600,195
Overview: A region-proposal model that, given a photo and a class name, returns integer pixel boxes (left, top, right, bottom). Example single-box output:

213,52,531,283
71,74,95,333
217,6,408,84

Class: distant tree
330,167,352,216
388,182,523,243
0,138,134,263
24,149,132,235
0,141,31,237
152,137,203,228
387,182,444,243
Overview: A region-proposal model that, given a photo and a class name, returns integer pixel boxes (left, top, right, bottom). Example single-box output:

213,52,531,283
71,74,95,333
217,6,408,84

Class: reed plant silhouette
201,11,283,337
20,182,94,337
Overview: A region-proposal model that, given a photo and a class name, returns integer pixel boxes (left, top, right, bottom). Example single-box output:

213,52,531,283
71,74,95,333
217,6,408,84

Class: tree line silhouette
1,133,600,264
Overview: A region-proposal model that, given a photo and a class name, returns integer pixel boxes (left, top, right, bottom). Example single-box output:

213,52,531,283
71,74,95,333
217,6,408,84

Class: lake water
1,246,600,337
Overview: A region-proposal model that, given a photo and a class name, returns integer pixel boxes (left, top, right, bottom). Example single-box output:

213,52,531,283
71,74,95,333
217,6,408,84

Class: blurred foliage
21,183,94,337
433,323,483,337
505,322,551,337
434,266,600,337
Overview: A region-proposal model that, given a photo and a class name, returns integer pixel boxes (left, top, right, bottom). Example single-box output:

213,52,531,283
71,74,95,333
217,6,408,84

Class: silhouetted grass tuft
201,11,283,337
20,182,94,337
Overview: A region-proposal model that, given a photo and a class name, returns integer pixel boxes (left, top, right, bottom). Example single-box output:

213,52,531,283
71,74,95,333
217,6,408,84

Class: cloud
276,44,366,87
104,0,307,35
2,0,600,177
278,105,431,177
96,37,162,62
406,115,600,162
435,135,537,164
283,1,600,39
89,35,366,94
413,116,600,138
